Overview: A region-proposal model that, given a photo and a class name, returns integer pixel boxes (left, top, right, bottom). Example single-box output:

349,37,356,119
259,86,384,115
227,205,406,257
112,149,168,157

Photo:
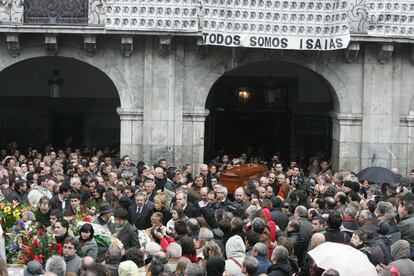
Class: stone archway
183,51,363,171
204,60,337,165
0,56,121,149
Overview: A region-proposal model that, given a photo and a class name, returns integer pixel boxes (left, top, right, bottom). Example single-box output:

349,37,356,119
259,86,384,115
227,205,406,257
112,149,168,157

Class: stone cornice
183,110,209,122
116,108,144,121
329,111,363,126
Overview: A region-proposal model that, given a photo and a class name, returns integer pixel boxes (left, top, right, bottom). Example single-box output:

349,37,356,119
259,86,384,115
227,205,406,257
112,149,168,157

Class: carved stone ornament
45,34,58,55
378,43,394,64
6,34,20,57
121,35,134,57
159,36,172,57
344,42,360,62
84,35,97,56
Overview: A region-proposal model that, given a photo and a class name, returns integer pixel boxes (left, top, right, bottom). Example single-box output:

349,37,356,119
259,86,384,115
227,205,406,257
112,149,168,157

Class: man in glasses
63,237,82,274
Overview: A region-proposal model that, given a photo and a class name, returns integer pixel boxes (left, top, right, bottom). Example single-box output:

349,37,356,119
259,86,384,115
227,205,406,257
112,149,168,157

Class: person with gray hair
246,205,258,221
197,227,214,255
252,242,271,274
294,205,313,245
340,204,359,235
105,245,123,276
242,256,259,276
268,246,291,276
358,209,377,234
166,242,182,271
184,263,203,276
45,255,66,276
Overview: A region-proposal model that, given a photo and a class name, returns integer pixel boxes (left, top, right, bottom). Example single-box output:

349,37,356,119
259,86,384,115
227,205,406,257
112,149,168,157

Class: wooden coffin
219,164,267,194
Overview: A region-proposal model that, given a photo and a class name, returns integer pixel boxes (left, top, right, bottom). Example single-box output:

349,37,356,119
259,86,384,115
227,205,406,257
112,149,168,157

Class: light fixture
237,87,251,102
47,54,64,98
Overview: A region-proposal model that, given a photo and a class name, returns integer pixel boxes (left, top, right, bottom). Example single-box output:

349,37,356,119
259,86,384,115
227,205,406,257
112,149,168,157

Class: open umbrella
357,166,400,184
308,242,377,276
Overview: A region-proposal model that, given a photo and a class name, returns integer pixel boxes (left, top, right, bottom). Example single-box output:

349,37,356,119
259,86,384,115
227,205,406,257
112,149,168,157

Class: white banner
201,0,351,50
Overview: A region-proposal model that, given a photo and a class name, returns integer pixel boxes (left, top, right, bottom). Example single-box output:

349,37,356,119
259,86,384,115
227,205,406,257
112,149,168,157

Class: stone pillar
330,112,363,172
360,44,401,169
117,108,143,163
182,109,209,173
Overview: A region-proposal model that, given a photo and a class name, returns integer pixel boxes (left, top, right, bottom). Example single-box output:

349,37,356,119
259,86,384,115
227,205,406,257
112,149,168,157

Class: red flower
2,232,7,237
37,229,43,235
33,254,44,265
83,217,91,222
22,239,28,246
33,240,40,249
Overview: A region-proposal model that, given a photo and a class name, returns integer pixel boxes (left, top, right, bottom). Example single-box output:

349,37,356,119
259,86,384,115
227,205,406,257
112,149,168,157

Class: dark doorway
205,76,295,160
204,61,334,163
0,57,120,148
52,115,84,148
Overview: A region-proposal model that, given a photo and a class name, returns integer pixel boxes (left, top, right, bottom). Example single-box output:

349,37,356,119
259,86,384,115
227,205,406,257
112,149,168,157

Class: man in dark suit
175,189,200,218
128,191,151,230
50,183,71,212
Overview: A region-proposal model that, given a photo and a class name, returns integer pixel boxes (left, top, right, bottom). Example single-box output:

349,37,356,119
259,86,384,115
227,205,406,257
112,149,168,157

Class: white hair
167,242,182,258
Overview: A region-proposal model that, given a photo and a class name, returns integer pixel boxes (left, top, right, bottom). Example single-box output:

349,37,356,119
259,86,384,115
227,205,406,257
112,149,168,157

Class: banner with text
201,0,350,50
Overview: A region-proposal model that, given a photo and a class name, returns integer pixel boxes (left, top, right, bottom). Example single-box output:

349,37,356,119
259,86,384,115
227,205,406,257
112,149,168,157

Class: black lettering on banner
250,36,257,47
336,38,343,48
314,39,322,49
225,35,233,45
300,38,303,49
329,39,336,49
325,39,328,50
306,39,313,49
264,36,272,47
271,37,279,47
202,33,209,44
209,34,216,43
234,35,241,46
217,34,224,44
281,38,288,48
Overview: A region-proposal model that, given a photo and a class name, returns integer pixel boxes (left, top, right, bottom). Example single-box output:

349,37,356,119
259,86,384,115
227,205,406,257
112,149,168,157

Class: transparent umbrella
308,242,378,276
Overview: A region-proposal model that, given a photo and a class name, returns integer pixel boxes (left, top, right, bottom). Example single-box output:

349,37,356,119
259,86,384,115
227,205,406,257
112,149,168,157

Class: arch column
117,108,144,163
182,109,210,172
330,112,363,172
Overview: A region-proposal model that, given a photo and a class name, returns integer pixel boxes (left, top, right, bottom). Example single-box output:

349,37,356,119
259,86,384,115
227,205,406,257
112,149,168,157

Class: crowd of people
0,143,414,276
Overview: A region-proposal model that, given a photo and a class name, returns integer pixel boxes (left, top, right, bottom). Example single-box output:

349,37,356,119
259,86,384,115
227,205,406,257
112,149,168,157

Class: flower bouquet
0,202,27,231
4,220,61,265
64,201,98,236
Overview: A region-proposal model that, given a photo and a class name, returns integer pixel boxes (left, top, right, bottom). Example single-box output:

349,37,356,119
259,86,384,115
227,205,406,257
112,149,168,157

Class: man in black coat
270,197,289,231
268,245,292,276
128,192,152,230
49,183,71,211
175,189,200,218
114,208,140,252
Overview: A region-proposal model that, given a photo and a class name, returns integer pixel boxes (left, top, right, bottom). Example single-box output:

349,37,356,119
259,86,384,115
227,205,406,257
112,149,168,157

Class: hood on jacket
391,240,411,261
225,235,246,258
263,208,271,221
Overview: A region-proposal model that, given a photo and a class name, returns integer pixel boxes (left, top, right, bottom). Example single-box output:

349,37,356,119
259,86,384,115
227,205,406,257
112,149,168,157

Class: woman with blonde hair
153,194,172,225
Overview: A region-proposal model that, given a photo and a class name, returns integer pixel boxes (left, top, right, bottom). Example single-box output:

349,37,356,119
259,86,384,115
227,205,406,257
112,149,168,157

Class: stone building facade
0,0,414,174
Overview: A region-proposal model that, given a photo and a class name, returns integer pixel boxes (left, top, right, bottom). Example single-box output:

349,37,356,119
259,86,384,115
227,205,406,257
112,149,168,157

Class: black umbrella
356,166,400,184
